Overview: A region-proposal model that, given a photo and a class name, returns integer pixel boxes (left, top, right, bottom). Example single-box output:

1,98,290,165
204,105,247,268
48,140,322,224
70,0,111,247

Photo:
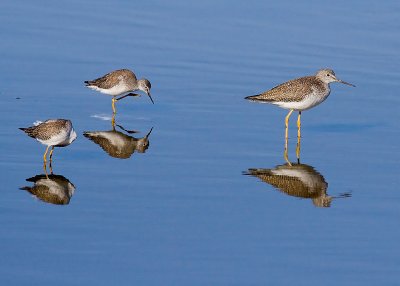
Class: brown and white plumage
20,174,75,205
244,163,350,207
85,69,153,112
246,69,354,110
19,119,77,162
245,69,355,140
246,76,326,108
83,127,153,159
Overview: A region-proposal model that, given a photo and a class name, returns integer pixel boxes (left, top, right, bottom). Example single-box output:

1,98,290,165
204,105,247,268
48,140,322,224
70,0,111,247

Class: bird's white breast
273,88,330,111
37,128,76,147
88,83,131,96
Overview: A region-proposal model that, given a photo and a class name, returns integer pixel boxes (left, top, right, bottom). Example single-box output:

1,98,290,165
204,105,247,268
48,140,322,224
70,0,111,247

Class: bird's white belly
274,91,330,111
89,84,130,96
37,129,76,147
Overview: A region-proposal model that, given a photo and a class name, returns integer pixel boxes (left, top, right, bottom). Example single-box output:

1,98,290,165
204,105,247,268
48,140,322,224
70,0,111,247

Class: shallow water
1,0,399,285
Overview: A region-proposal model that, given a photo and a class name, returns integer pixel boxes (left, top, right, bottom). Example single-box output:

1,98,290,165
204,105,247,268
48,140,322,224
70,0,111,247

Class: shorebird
84,69,153,113
244,163,350,207
19,119,77,163
245,69,355,140
20,174,75,205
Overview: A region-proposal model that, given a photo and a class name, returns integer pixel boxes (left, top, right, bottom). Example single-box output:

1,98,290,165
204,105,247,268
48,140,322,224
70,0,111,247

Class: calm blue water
1,1,399,285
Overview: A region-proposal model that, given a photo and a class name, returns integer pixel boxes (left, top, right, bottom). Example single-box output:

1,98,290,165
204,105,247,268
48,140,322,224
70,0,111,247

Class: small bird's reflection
244,162,351,207
83,118,153,159
20,166,75,205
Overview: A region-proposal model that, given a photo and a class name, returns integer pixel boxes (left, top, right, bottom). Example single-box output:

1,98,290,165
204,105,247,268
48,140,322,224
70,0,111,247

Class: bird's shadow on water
19,164,76,205
83,115,153,159
243,144,352,208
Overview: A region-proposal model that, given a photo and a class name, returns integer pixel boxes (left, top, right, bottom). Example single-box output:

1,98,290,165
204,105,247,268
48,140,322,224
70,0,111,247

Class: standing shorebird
19,119,77,163
84,69,153,113
245,69,355,140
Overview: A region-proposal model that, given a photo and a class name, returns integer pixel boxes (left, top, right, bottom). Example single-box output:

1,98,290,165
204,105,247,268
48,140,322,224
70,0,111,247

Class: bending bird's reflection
20,173,75,205
244,162,350,207
84,123,153,159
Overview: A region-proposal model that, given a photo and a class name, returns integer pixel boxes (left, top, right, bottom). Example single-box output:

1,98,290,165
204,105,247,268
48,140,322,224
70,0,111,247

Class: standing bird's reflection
20,171,75,205
83,121,153,159
244,162,350,207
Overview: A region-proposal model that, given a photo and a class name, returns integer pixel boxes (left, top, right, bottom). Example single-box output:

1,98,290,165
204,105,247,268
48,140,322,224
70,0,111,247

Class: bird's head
316,69,355,87
138,78,154,104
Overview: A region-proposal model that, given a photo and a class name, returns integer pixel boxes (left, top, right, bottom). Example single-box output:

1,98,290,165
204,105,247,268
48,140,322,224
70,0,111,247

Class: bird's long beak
145,127,154,138
337,79,355,87
147,92,155,104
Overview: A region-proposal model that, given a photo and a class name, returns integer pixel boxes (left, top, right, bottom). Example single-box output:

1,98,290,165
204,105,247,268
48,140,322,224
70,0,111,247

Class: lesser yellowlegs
85,69,153,113
19,119,77,163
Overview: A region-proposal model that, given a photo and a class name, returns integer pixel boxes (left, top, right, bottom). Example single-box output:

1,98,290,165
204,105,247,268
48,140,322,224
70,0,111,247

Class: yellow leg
112,97,117,114
296,112,301,163
111,113,116,129
43,163,49,179
285,109,294,141
43,145,50,163
49,160,53,175
296,135,301,163
283,137,292,166
49,146,55,162
297,111,301,139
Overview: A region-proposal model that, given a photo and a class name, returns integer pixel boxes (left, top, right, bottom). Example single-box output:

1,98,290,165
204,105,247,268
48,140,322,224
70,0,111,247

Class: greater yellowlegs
245,69,355,140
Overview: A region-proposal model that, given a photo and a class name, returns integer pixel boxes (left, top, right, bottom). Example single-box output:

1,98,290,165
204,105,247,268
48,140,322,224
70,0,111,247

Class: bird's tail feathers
19,127,35,138
245,94,267,101
245,94,260,100
245,94,274,103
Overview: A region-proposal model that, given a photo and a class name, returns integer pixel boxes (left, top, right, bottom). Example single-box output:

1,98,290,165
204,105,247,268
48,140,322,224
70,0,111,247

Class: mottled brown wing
246,76,317,103
20,185,69,205
246,168,315,197
21,120,68,140
85,69,136,89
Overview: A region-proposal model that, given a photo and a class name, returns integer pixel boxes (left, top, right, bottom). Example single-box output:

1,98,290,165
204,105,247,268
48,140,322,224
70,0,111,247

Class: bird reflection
244,153,351,207
20,165,75,205
84,116,153,159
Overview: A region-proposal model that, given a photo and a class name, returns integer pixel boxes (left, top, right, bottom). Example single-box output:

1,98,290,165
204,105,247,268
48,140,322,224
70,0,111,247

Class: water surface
1,1,399,285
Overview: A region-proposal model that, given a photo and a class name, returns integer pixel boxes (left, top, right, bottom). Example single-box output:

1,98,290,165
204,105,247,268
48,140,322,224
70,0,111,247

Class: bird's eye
326,74,330,76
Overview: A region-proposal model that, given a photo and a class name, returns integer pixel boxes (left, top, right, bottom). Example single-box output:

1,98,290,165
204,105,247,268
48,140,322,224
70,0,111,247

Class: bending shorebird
84,69,153,113
19,119,77,163
245,69,355,140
